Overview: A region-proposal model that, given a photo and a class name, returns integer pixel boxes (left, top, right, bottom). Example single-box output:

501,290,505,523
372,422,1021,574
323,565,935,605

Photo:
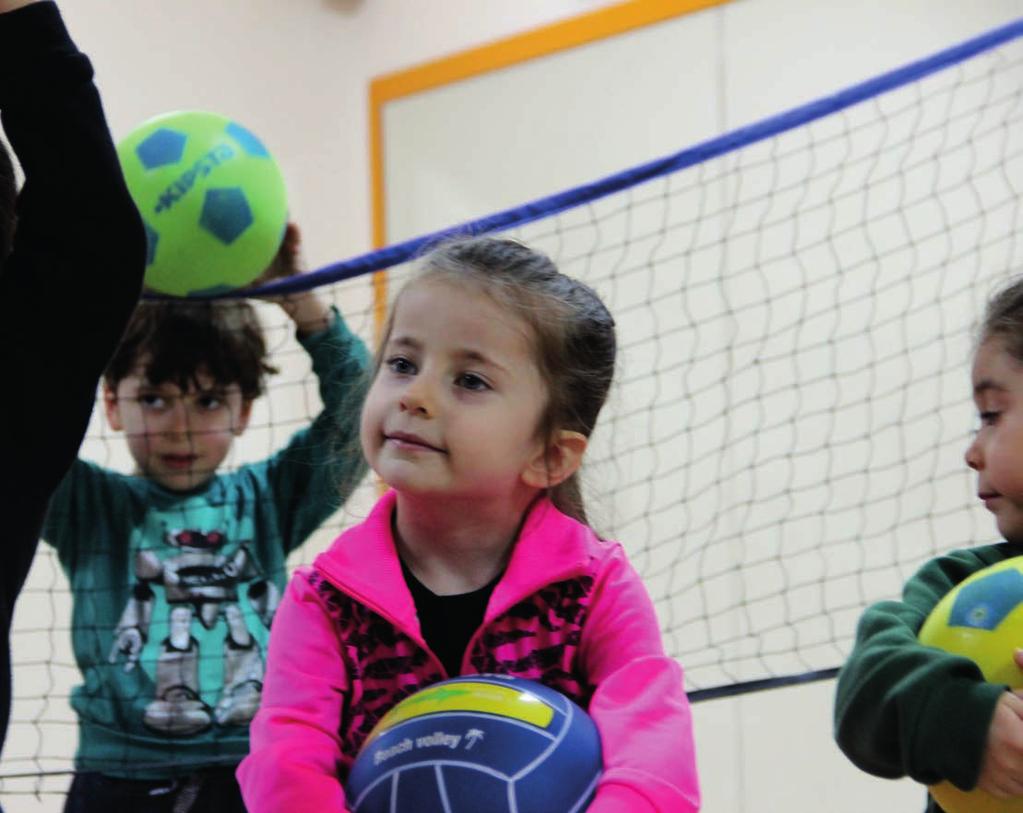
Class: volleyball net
4,16,1022,801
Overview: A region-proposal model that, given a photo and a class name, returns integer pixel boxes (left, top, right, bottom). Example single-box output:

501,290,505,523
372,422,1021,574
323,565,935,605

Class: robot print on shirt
108,508,280,736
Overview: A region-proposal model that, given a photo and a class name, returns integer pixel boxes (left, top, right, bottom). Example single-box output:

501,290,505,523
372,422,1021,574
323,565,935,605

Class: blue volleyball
346,674,602,813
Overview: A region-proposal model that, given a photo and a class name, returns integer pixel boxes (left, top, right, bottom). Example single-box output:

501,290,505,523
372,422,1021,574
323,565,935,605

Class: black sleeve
0,0,145,750
0,1,145,508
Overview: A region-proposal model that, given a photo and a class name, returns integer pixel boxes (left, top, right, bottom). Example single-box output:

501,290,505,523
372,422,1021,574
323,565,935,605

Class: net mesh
3,24,1022,805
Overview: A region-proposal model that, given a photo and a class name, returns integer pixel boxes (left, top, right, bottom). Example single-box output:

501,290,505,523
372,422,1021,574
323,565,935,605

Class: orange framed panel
367,0,732,340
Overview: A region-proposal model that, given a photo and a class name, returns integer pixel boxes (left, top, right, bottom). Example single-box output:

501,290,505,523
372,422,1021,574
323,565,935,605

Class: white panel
383,11,720,240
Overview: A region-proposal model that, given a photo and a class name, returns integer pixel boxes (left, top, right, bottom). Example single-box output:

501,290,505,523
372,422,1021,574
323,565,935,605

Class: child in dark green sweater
835,276,1023,811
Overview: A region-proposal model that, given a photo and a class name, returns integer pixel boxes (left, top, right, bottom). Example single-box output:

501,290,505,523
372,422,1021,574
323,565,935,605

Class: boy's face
104,365,252,492
965,337,1023,543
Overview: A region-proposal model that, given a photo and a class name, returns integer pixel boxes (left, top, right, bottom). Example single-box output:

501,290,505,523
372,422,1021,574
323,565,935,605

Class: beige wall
59,0,613,273
3,1,1021,811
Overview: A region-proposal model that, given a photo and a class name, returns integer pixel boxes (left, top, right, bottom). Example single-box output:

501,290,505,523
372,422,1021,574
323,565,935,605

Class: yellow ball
919,556,1023,813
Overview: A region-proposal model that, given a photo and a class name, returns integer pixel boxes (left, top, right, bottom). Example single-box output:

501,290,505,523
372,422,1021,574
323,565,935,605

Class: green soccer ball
117,110,288,297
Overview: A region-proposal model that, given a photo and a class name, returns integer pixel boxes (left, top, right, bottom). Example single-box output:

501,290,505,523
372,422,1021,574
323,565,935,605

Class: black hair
979,277,1023,363
103,299,277,400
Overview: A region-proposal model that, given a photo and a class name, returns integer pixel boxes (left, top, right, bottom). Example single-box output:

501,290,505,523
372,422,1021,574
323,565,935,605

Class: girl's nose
399,377,433,417
965,436,983,470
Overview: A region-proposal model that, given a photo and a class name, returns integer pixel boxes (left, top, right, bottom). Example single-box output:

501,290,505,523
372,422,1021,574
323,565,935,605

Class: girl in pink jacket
237,236,700,812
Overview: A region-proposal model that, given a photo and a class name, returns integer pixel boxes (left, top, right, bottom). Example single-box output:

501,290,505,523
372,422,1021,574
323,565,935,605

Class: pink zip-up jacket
237,491,700,812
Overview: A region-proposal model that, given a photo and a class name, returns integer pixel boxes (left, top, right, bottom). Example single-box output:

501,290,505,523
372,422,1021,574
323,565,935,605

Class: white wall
3,1,1021,811
385,0,1022,242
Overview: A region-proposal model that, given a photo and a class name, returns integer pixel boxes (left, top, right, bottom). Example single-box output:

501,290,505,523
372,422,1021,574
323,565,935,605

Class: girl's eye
456,373,490,392
386,356,416,375
980,410,1000,426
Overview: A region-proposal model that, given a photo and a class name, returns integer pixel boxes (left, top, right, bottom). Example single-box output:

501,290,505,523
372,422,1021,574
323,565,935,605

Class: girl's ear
522,430,588,489
103,384,123,431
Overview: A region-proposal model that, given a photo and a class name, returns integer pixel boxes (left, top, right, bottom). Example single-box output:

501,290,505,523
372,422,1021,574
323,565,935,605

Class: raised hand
247,222,331,336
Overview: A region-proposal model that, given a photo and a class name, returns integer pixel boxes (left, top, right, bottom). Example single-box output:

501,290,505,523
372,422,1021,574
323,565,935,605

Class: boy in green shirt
44,224,370,812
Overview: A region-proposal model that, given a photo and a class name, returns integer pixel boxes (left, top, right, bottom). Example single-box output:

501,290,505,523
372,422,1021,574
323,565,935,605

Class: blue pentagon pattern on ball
135,128,187,170
949,567,1023,631
225,121,270,157
346,675,602,813
199,188,254,245
142,222,159,267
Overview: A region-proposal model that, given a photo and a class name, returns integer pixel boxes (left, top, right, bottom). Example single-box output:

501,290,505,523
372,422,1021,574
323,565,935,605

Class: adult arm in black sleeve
0,0,145,754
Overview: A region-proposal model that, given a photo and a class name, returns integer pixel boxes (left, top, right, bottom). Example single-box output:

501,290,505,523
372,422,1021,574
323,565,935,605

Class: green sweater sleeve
260,307,370,553
42,457,136,570
834,544,1021,791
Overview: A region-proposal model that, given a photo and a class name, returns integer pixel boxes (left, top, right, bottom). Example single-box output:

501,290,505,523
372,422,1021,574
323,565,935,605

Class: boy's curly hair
103,299,278,400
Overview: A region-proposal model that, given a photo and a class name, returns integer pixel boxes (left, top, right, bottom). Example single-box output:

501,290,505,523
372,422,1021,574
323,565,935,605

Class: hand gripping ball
918,556,1023,813
117,110,288,296
345,674,603,813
